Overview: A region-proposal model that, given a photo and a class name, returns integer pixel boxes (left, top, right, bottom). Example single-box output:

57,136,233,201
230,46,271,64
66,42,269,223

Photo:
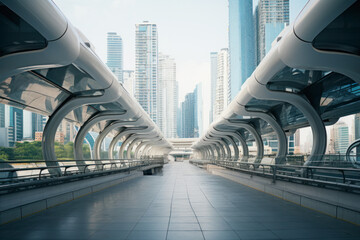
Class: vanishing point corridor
1,162,359,240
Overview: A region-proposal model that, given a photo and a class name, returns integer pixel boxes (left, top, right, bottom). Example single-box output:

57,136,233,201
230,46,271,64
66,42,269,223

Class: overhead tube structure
0,0,172,176
192,0,360,166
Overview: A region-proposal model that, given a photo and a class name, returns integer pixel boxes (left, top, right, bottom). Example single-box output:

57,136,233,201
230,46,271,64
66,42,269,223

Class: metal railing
190,158,360,193
0,158,165,194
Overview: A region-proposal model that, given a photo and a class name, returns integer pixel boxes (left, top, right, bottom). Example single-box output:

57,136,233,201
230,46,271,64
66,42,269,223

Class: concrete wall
206,165,360,225
0,171,143,225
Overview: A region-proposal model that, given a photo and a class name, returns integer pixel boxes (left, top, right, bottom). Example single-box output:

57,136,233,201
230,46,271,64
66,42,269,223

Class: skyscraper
123,70,134,97
334,121,349,155
0,103,5,128
214,48,230,120
158,53,177,138
8,106,23,147
354,113,360,155
210,52,218,124
0,104,8,147
106,32,123,83
228,0,255,101
135,21,158,123
31,112,45,139
194,83,203,137
258,0,289,60
181,92,196,138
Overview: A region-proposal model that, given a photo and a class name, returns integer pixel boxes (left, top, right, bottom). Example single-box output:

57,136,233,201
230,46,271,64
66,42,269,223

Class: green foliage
0,153,8,160
14,141,43,160
82,144,91,160
0,141,93,160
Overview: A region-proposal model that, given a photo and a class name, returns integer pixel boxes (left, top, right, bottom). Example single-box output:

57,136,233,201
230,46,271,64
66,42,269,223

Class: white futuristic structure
0,0,172,176
193,0,360,166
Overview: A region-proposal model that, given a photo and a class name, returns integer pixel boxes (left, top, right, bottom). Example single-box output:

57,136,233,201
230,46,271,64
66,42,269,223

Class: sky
54,0,309,134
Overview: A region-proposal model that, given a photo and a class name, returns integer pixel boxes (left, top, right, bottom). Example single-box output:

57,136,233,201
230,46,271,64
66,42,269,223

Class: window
312,1,360,56
0,3,47,57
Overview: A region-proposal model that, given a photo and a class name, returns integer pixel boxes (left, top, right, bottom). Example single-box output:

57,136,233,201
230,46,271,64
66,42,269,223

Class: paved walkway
1,161,359,240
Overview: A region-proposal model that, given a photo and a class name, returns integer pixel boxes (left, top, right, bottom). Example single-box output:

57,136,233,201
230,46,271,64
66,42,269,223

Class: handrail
0,158,165,194
190,159,360,193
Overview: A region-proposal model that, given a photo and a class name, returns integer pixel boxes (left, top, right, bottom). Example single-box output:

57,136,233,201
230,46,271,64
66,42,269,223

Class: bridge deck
1,162,359,240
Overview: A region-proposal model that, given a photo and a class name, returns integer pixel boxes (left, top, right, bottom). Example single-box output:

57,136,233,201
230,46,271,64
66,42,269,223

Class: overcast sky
54,0,308,132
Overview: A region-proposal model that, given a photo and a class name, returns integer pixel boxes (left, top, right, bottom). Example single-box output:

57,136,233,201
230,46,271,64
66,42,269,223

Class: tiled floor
0,161,359,239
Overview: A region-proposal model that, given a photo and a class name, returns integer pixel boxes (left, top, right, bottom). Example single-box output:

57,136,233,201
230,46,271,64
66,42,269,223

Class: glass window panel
304,72,360,117
313,1,360,56
65,105,97,125
92,102,125,112
34,64,103,93
0,3,47,57
267,67,327,92
0,72,69,115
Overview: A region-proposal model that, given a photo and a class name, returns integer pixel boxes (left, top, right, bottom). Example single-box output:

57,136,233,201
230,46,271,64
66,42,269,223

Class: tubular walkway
1,161,359,240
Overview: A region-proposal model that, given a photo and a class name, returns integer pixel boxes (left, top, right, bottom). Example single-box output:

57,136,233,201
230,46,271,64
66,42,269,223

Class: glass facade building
214,48,230,120
334,121,350,155
194,83,203,137
8,106,23,147
228,0,256,101
31,112,45,139
106,32,123,83
135,22,158,123
158,53,178,138
181,92,195,138
258,0,289,60
123,70,134,97
210,52,218,124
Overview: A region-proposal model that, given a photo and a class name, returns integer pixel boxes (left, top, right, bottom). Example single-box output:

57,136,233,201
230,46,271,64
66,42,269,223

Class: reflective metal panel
34,64,103,93
0,72,69,115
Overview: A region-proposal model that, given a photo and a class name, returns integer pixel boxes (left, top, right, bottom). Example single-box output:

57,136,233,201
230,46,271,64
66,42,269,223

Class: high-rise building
334,121,349,155
0,104,8,147
214,48,230,120
180,85,202,138
123,70,134,97
135,21,158,123
177,107,182,138
8,106,23,147
210,52,218,124
106,32,123,83
158,53,177,138
194,83,203,137
0,103,5,128
181,92,196,138
228,0,255,101
257,0,289,61
354,113,360,155
31,113,45,140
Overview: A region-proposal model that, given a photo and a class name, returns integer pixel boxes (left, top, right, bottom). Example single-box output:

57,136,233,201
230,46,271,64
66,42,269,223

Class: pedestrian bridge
1,162,360,240
1,0,360,239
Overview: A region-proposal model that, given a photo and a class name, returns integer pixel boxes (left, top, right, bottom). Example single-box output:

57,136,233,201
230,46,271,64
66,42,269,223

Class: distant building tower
135,21,158,123
181,92,196,138
354,113,360,155
194,83,203,137
210,52,218,124
123,70,134,97
228,0,255,101
0,103,5,128
106,32,123,83
31,113,45,140
158,53,177,138
0,104,8,147
258,0,289,60
177,107,182,138
8,106,23,147
214,48,230,120
334,121,350,155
